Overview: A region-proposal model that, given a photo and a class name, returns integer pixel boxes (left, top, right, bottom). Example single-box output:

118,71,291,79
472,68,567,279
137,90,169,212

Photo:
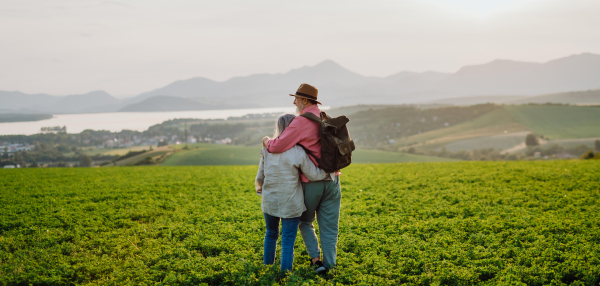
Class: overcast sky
1,0,599,97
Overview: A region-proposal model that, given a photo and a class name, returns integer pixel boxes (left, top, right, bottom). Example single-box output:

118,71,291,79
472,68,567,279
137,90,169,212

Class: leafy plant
1,161,599,285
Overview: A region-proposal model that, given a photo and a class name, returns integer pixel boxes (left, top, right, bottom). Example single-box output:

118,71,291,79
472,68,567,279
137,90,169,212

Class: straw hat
290,83,321,105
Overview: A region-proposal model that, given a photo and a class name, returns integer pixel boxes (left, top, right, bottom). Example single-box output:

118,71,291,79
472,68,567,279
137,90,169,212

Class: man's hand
262,136,271,147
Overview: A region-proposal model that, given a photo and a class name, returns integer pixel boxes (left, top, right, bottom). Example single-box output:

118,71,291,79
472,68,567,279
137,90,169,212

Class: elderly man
261,83,341,273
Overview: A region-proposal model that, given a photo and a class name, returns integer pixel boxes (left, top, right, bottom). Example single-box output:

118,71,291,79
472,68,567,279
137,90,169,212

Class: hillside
504,105,600,139
161,144,262,166
110,145,174,166
441,131,530,153
433,95,524,106
2,161,599,284
436,89,600,106
0,113,52,123
326,103,450,117
390,108,528,151
325,105,402,117
380,104,600,156
348,104,503,149
436,53,600,97
0,90,121,114
506,89,600,105
0,91,59,112
161,144,455,166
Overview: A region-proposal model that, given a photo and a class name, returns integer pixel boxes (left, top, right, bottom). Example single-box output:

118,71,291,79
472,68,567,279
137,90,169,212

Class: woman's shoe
311,260,327,273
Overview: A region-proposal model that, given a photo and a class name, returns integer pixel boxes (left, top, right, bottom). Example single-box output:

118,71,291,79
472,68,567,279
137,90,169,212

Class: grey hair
274,114,296,138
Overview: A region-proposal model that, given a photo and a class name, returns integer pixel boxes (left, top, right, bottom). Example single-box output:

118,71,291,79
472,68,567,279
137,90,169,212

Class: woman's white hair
274,114,296,138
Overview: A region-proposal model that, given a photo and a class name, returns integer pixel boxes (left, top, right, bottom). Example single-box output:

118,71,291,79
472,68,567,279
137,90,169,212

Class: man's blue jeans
263,213,300,272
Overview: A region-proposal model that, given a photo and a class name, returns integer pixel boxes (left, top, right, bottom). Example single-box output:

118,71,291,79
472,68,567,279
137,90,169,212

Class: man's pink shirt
266,105,339,183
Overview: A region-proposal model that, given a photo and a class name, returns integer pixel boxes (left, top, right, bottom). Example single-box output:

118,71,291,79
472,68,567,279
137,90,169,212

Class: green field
349,149,456,163
2,161,599,285
81,146,150,157
548,137,600,149
390,105,600,152
393,108,527,150
162,144,454,166
162,144,263,166
442,131,529,152
505,105,600,139
112,146,173,166
60,146,152,161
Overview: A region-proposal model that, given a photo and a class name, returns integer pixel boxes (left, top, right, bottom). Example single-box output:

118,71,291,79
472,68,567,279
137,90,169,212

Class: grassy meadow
392,108,528,151
442,131,529,153
504,105,600,140
388,105,600,153
113,146,174,166
81,146,150,157
162,144,262,166
2,161,599,285
161,143,453,166
349,149,456,163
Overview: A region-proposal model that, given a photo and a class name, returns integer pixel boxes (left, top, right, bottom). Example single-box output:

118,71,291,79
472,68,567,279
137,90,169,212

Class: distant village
1,142,35,154
0,116,270,168
1,143,35,168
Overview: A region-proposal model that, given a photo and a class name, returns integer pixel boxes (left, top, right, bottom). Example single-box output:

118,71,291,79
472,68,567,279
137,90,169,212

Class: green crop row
1,161,599,285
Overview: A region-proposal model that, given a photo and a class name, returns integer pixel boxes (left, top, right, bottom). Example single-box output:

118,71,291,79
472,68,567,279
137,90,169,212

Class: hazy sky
1,0,599,97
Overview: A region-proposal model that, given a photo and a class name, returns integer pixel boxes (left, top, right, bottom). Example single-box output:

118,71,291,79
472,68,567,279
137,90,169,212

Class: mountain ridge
3,53,600,113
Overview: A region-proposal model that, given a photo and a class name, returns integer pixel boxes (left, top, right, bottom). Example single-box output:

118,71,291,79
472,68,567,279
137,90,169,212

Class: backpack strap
297,143,318,163
299,112,322,123
301,112,337,131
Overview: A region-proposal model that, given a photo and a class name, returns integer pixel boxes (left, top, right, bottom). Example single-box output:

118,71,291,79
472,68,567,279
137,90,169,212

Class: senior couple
255,83,341,273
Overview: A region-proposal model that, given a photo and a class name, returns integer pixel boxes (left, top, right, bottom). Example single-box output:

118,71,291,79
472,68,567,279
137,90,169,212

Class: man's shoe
311,260,327,273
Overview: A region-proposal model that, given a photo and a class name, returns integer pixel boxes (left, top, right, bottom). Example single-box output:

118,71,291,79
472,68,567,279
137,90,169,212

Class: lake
0,107,308,135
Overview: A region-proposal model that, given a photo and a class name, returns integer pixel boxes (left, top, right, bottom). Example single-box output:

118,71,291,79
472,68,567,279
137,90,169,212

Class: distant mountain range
0,90,120,114
2,53,600,113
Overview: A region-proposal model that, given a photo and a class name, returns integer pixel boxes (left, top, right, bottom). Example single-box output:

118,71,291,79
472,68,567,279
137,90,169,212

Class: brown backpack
299,111,355,173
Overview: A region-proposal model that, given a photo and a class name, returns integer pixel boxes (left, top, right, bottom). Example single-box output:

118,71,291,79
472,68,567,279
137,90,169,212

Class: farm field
1,161,599,285
504,105,600,140
442,131,529,152
162,144,454,166
112,146,174,166
389,105,600,153
81,146,149,157
393,108,527,151
548,137,600,149
162,144,262,166
349,149,457,163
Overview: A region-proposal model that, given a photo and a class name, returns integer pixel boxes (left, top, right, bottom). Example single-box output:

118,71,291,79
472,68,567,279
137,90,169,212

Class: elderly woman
255,114,330,272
